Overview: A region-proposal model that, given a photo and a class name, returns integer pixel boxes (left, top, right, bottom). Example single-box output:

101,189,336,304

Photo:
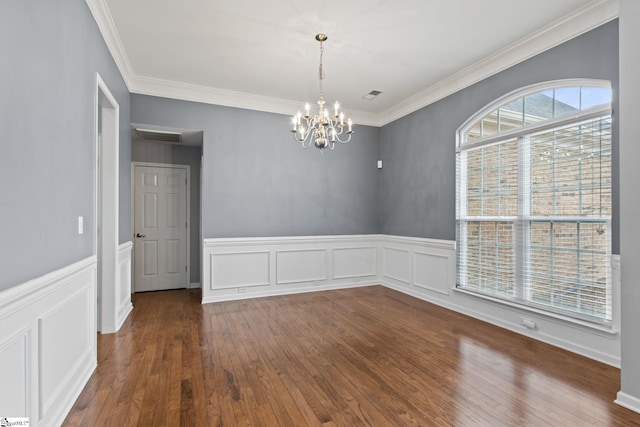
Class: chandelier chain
318,40,324,98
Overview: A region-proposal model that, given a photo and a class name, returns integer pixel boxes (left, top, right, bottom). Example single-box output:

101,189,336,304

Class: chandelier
291,34,354,150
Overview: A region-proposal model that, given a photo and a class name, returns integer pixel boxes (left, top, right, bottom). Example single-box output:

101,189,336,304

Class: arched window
456,79,612,324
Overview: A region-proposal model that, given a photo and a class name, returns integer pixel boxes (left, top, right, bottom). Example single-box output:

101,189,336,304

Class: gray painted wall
379,20,620,253
619,0,640,403
131,141,202,284
130,96,380,238
0,0,130,291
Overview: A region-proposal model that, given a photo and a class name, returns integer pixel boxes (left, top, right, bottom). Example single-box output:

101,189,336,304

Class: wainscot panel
0,330,29,416
211,251,271,290
0,257,97,427
202,235,381,303
382,247,411,284
276,249,328,285
332,247,377,280
414,251,450,295
117,242,134,331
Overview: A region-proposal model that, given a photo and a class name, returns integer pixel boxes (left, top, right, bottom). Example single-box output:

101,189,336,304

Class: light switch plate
78,216,84,235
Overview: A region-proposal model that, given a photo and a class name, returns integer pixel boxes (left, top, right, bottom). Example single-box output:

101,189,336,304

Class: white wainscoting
202,235,380,303
0,257,97,427
379,235,621,367
116,241,133,331
381,235,456,294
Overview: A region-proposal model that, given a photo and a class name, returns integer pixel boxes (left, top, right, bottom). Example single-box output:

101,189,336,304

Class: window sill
453,287,618,337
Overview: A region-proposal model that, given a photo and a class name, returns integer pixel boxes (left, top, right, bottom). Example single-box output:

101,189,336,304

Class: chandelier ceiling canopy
291,34,354,150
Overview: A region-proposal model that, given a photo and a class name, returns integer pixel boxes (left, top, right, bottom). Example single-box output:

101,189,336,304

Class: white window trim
456,78,613,326
457,78,612,147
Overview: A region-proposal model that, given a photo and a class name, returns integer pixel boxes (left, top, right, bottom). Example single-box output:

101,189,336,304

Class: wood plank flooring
63,286,640,426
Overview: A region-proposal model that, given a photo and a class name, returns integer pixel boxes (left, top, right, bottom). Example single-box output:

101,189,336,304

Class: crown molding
85,0,134,90
87,0,618,128
128,75,382,127
377,0,619,126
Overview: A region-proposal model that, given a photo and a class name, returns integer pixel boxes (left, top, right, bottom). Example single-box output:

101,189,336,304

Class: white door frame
131,161,191,292
95,73,119,334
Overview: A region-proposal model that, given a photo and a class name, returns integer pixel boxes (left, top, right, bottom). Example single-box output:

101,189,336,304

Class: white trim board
84,0,618,127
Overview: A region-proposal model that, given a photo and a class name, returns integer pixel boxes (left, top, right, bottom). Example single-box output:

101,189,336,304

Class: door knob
136,233,146,238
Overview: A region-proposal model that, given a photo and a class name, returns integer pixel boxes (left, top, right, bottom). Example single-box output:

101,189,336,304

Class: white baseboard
189,282,201,289
615,391,640,414
201,281,375,304
0,256,97,426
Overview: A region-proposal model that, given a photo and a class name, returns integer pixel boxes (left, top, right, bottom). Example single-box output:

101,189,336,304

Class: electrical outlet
78,216,84,235
521,318,537,330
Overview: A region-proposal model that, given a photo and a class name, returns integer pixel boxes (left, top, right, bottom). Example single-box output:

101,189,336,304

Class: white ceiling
89,0,618,126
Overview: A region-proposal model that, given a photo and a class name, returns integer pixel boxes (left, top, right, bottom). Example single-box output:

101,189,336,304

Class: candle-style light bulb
292,116,297,131
340,112,344,125
347,118,353,132
334,102,339,116
305,103,310,117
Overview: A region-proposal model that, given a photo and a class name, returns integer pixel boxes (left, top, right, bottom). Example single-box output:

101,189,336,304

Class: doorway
132,163,190,292
95,73,119,333
130,127,203,292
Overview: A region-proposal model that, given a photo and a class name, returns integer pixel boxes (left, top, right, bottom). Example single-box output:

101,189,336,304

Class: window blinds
456,114,612,323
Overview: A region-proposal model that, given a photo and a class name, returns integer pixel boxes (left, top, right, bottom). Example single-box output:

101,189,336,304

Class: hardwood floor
63,286,640,426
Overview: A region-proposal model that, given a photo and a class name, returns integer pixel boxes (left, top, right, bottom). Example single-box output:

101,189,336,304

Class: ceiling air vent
362,90,382,100
135,128,183,144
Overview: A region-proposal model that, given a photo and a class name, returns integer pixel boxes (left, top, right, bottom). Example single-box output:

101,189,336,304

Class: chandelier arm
301,136,313,149
334,132,353,144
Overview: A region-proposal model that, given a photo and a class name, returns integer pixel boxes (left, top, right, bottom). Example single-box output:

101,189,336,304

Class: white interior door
133,164,188,292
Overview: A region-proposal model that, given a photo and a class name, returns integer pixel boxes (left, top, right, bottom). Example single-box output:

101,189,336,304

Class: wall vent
362,90,383,100
135,128,183,144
